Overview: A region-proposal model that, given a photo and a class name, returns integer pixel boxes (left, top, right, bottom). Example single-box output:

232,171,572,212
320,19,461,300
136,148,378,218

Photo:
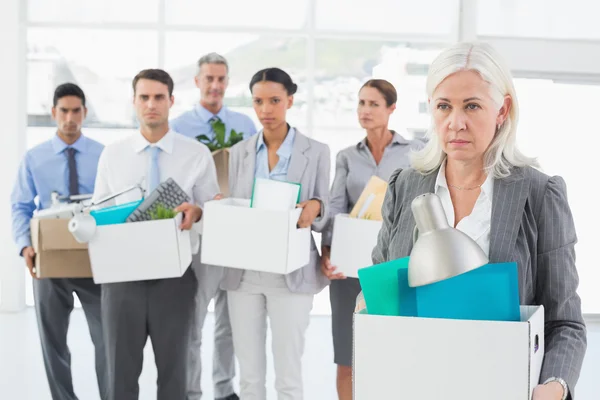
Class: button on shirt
254,127,296,181
434,161,494,257
170,103,257,142
92,130,220,209
11,134,104,252
323,132,423,246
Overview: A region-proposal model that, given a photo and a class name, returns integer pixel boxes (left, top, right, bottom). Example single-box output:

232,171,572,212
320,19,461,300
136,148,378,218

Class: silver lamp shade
408,193,489,287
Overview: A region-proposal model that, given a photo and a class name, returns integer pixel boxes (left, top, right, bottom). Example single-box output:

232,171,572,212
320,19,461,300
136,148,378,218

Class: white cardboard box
330,214,382,278
87,214,192,283
353,305,544,400
201,198,311,274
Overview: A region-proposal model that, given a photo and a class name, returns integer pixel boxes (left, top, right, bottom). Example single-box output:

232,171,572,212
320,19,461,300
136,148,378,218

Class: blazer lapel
241,136,259,198
489,167,529,263
286,131,309,185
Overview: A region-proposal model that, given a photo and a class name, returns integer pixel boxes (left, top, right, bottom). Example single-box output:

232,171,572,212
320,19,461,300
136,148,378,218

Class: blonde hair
411,42,538,178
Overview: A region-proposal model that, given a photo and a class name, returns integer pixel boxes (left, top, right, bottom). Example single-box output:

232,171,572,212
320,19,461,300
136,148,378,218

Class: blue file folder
90,200,143,226
415,262,521,322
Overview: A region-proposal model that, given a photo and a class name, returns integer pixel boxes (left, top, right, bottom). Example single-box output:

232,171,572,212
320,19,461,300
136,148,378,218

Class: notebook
250,178,301,212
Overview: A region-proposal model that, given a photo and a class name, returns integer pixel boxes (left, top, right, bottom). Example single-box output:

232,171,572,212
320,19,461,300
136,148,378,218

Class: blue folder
90,200,143,226
415,262,521,322
397,267,417,317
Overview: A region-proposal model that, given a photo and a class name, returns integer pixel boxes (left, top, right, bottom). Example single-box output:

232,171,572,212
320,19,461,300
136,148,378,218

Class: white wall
0,0,27,312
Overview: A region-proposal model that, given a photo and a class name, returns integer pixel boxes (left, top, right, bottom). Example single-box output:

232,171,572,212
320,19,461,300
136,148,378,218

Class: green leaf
196,122,245,150
213,120,226,147
196,134,212,144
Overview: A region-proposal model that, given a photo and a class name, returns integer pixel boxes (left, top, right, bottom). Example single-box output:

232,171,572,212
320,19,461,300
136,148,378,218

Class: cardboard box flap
32,218,88,250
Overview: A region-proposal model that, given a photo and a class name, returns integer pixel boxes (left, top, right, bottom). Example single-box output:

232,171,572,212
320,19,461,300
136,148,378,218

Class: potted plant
196,119,244,196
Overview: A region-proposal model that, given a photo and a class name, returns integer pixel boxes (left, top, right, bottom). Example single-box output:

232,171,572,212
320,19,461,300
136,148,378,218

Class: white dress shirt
434,161,494,257
92,129,220,208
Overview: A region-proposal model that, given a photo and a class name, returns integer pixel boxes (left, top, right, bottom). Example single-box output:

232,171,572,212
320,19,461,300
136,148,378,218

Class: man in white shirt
93,69,220,400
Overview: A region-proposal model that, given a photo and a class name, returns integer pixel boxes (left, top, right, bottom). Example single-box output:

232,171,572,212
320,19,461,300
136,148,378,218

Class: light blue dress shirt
254,126,296,181
11,134,104,253
170,103,258,142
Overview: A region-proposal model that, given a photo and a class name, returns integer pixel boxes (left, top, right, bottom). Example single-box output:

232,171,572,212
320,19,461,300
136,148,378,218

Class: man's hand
174,202,202,230
21,246,36,278
532,382,565,400
296,199,321,228
321,246,346,280
213,193,224,201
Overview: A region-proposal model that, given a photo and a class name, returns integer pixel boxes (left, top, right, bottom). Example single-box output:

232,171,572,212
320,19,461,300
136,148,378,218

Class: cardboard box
212,148,230,196
330,214,382,278
30,218,92,278
87,214,192,284
201,198,311,273
353,305,544,400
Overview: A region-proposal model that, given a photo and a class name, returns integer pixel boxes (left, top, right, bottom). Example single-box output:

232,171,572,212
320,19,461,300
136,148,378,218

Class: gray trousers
102,267,198,400
187,252,236,399
33,277,108,400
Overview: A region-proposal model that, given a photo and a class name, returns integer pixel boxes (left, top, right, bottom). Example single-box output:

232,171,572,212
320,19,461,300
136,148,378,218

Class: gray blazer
220,130,331,294
373,166,586,398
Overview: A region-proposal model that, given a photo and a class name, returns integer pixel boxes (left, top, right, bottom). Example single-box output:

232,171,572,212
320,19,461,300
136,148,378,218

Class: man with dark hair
11,83,107,400
171,52,257,400
93,69,220,400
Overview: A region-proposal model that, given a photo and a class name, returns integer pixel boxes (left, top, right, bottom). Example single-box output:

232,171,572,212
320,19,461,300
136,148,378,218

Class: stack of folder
358,257,521,322
349,176,388,221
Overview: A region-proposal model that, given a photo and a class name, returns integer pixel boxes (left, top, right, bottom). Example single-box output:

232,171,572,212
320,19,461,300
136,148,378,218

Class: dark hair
53,83,86,107
249,68,297,95
360,79,397,107
132,69,174,96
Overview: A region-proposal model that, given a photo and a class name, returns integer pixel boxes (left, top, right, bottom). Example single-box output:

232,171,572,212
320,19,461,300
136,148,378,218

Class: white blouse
434,162,494,257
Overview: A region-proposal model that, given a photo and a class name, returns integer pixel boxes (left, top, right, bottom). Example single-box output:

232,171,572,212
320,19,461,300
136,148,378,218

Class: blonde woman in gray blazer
221,68,330,400
365,43,586,400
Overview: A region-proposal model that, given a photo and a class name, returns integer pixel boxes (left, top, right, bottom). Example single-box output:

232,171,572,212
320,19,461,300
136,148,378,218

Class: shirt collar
435,160,494,200
256,126,296,158
357,130,409,149
131,130,175,155
195,103,227,123
51,133,87,154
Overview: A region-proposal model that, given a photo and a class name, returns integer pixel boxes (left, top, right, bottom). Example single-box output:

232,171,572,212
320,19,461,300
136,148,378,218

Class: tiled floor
0,309,598,399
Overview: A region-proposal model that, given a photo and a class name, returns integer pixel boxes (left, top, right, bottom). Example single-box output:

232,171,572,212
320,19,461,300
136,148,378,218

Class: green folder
357,257,411,316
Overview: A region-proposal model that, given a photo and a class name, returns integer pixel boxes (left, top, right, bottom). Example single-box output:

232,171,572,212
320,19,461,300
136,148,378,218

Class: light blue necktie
147,146,161,193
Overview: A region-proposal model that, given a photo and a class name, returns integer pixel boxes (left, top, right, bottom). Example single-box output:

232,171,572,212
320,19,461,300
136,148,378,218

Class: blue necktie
147,146,161,193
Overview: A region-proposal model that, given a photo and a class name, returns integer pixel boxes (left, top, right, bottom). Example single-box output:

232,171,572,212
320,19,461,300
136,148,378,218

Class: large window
23,0,600,314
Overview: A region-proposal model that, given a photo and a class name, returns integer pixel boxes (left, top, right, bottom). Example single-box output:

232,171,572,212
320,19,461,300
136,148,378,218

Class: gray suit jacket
220,130,331,294
373,166,586,398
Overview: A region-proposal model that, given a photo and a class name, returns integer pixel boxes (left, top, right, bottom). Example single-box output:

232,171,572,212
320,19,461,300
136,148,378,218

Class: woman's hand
320,246,346,280
532,382,565,400
297,199,321,228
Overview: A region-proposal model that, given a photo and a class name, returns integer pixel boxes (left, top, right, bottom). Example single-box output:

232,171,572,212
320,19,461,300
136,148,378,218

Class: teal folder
397,267,417,317
90,200,143,226
357,257,410,316
415,262,521,322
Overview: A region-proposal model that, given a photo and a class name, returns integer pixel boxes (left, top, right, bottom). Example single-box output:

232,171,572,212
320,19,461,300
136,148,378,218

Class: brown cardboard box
30,218,92,278
212,148,230,196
